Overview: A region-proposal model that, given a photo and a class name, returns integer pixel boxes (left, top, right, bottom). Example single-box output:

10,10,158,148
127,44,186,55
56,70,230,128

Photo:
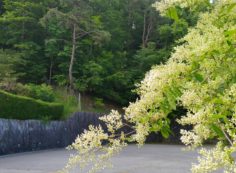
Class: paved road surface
0,144,199,173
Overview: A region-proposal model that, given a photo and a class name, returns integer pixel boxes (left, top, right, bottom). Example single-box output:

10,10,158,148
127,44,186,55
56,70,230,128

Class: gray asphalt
0,144,199,173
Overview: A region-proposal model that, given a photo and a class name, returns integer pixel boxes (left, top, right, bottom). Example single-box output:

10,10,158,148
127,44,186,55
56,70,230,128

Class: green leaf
210,124,224,138
193,73,204,82
160,127,171,139
150,124,160,132
192,61,200,69
164,89,176,110
226,3,236,12
166,7,179,22
224,29,236,37
211,114,225,120
212,98,224,104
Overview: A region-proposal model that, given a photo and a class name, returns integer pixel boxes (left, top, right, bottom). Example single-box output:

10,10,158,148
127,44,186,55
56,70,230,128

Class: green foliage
23,84,55,102
133,42,168,80
0,90,64,120
0,0,47,83
166,7,179,21
0,0,196,106
82,61,104,88
54,87,79,118
94,97,105,109
1,83,55,102
0,49,21,81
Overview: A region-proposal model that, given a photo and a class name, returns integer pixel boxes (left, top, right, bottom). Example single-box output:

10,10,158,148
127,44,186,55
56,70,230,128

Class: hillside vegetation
0,0,192,107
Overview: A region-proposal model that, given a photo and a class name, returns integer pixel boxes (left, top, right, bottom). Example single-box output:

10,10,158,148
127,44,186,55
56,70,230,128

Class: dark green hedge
0,90,64,120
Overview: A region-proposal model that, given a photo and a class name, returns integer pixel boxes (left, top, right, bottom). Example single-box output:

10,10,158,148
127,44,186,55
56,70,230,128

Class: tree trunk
69,24,76,91
78,92,81,111
142,11,153,48
48,57,53,85
144,17,153,47
142,12,147,48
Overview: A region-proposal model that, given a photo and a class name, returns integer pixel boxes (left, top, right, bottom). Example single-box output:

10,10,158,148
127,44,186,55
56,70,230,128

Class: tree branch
220,126,233,146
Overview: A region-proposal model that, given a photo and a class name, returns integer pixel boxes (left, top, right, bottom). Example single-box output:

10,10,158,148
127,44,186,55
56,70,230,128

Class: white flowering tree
62,0,236,173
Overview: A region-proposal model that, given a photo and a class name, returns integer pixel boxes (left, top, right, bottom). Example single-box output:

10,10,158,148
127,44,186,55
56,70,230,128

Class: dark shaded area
0,1,3,15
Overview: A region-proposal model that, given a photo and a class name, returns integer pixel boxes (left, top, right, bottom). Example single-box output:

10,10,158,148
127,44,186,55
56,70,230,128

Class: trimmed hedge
0,90,64,120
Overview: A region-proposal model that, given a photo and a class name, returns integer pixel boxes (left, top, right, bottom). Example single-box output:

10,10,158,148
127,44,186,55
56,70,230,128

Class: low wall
0,112,103,155
0,112,183,155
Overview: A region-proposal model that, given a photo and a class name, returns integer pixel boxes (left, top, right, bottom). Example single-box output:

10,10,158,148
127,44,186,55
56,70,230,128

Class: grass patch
54,87,79,119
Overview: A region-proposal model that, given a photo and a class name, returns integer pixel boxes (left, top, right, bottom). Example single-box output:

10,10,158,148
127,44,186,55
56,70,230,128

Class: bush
0,90,64,120
0,83,55,102
23,84,55,102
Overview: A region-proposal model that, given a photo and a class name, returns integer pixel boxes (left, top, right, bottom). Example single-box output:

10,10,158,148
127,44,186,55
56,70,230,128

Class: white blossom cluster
152,0,209,15
132,123,150,145
192,142,236,173
61,113,128,173
99,110,123,133
63,0,236,172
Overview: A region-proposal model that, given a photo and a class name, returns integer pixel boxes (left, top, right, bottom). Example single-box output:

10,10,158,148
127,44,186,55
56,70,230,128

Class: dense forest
0,0,193,106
